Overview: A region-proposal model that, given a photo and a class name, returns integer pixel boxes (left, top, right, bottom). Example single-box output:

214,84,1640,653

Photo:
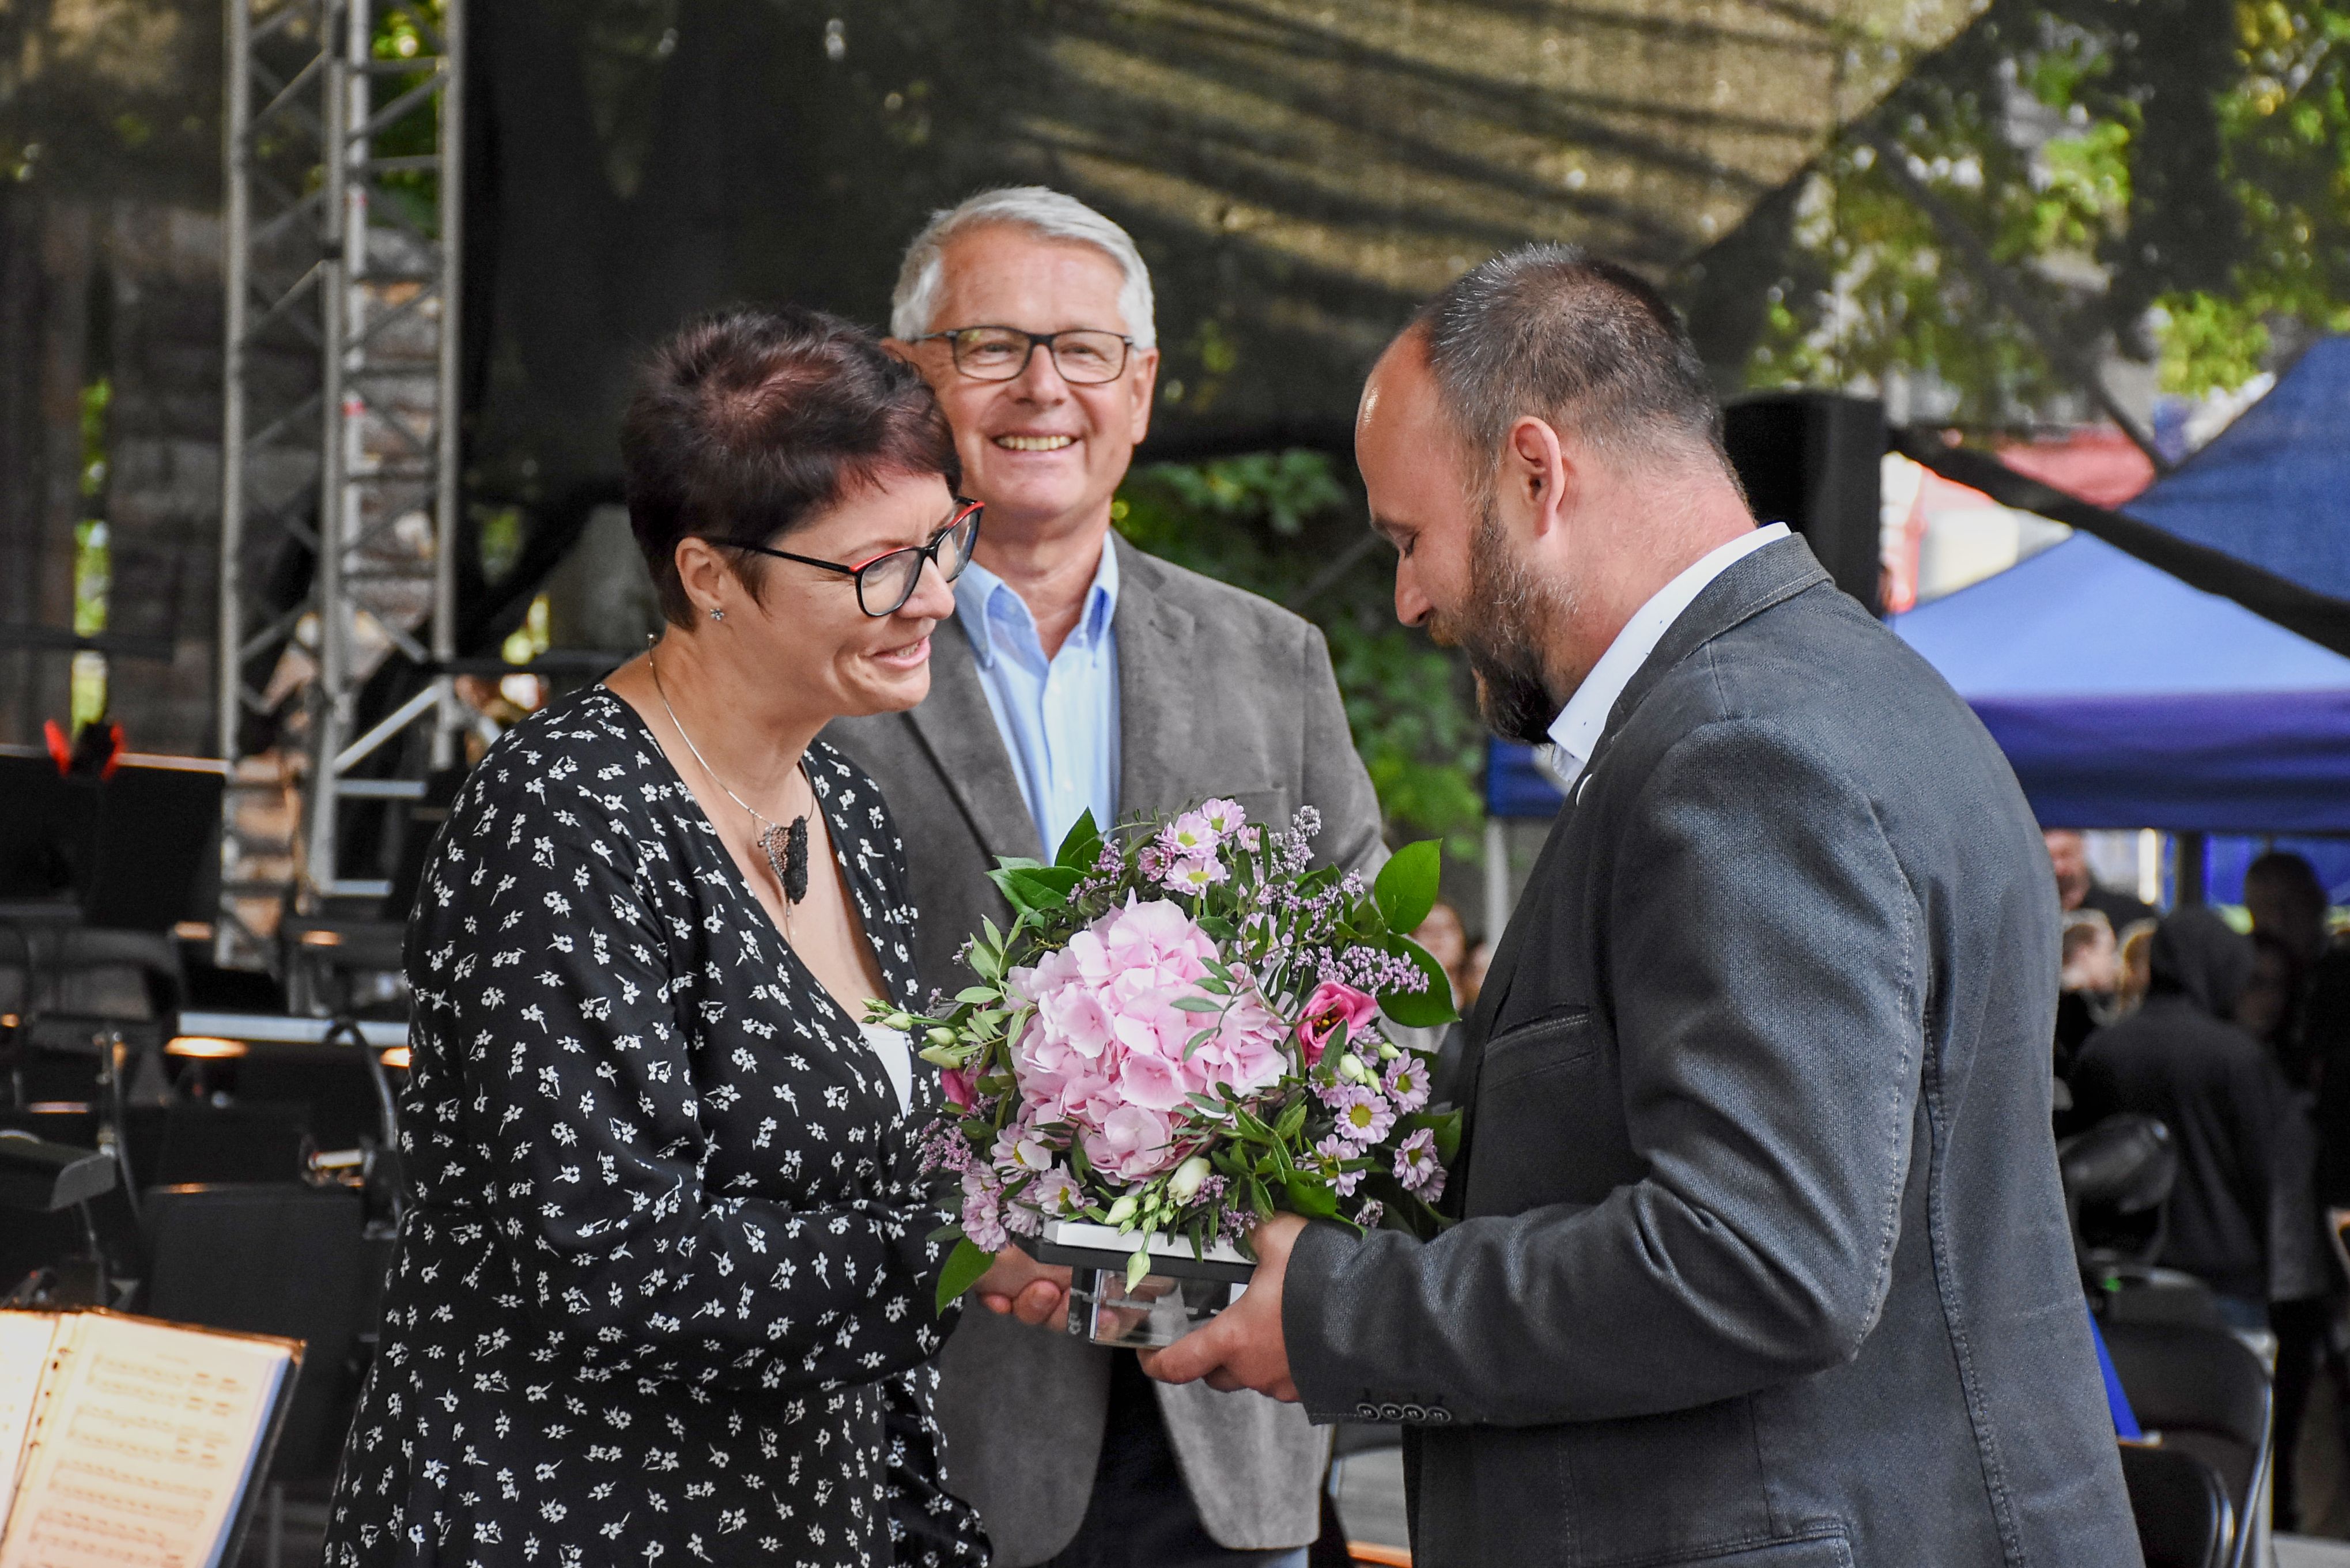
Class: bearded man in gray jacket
826,187,1382,1567
1144,248,2137,1566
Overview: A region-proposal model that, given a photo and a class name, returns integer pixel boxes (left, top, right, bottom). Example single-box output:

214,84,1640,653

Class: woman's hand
972,1245,1074,1327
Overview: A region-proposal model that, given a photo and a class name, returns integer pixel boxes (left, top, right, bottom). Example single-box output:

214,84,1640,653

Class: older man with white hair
826,187,1381,1567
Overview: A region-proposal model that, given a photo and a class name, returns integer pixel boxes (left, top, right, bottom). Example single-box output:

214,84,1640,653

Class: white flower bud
1168,1157,1212,1202
926,1027,957,1046
1378,1042,1402,1060
1105,1195,1138,1227
1339,1053,1370,1083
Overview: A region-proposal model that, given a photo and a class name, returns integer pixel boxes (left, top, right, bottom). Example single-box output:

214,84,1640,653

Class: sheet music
0,1315,292,1568
0,1314,61,1512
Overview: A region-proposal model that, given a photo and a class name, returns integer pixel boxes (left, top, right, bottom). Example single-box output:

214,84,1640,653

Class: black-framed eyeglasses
726,499,983,617
913,326,1135,385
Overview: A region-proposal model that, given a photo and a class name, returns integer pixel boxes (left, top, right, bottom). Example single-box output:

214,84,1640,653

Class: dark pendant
766,815,810,904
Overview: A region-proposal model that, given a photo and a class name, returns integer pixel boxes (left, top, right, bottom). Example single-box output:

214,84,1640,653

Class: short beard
1427,504,1566,746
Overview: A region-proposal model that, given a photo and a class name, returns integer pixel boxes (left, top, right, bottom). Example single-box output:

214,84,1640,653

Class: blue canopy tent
1891,531,2350,834
2126,337,2350,604
1483,341,2350,905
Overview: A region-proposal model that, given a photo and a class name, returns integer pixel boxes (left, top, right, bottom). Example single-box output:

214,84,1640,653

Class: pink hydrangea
1298,980,1380,1067
1007,896,1289,1182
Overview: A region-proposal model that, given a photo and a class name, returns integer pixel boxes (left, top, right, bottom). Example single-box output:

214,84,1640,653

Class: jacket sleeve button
1356,1402,1379,1420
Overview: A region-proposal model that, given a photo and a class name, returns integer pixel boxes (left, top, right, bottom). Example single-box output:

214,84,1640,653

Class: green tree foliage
1750,0,2350,413
1112,451,1486,861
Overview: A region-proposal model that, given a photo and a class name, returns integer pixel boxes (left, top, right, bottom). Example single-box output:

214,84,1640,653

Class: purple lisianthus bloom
1384,1054,1432,1113
1314,1134,1365,1196
1328,1083,1395,1144
1394,1127,1445,1201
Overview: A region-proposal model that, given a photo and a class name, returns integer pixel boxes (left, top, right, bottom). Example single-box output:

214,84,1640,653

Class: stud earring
709,607,725,622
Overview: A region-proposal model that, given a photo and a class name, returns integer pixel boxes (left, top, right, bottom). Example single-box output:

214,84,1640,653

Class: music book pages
0,1312,297,1568
0,1314,59,1513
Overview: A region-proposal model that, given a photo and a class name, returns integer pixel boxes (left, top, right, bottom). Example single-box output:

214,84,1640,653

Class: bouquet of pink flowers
875,800,1460,1310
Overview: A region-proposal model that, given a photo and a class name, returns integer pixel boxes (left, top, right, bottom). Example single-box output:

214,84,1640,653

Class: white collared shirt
1542,523,1790,795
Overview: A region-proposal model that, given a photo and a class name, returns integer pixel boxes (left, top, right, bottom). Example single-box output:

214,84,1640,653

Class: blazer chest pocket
1470,1006,1615,1214
1480,1007,1600,1092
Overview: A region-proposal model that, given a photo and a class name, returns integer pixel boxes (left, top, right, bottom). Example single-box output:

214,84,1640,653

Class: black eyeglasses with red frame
723,499,983,617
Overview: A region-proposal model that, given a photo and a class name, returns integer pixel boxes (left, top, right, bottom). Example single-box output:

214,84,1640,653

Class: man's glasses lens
947,327,1128,385
856,508,981,615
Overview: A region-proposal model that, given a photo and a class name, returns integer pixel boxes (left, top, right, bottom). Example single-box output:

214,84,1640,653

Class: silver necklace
647,645,811,904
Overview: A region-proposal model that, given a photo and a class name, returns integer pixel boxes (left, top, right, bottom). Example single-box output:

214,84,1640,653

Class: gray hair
890,187,1157,350
1415,244,1729,495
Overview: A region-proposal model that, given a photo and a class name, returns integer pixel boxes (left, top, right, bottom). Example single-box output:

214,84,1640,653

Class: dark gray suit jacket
1284,539,2138,1567
826,534,1384,1564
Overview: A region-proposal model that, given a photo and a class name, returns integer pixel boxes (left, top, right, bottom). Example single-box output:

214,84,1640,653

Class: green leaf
1274,1098,1309,1142
990,867,1070,916
954,986,998,1004
1283,1174,1340,1220
1378,936,1460,1029
1372,840,1444,935
1054,810,1104,870
935,1238,994,1316
996,856,1044,872
1171,996,1224,1013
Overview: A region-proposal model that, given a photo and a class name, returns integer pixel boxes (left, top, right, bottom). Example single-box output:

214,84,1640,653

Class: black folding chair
2101,1320,2272,1568
139,1183,371,1484
2119,1443,2232,1568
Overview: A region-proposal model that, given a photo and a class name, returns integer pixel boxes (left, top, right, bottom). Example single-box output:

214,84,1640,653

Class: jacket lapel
1583,535,1831,783
1109,538,1202,820
1452,536,1834,1165
905,614,1044,862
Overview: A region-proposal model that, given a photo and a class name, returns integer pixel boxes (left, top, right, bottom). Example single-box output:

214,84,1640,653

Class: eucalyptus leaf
1171,996,1224,1013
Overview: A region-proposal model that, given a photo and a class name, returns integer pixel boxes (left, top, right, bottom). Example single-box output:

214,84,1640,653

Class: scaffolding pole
218,0,462,965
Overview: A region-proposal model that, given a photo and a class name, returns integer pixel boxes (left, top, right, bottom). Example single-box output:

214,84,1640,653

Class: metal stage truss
217,0,463,963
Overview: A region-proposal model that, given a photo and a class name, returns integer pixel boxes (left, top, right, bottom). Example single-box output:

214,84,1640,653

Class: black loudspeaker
1722,393,1886,617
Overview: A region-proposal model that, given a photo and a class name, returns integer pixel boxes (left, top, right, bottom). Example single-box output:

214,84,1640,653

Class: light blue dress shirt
954,543,1120,855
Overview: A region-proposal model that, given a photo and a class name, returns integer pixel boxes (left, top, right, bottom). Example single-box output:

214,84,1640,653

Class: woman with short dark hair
325,305,1042,1566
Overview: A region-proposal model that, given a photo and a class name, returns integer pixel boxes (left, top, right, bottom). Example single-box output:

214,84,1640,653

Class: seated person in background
2055,909,2117,1077
2071,908,2328,1330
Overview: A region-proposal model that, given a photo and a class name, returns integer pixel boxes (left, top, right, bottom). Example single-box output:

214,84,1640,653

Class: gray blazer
826,534,1384,1565
1283,539,2139,1567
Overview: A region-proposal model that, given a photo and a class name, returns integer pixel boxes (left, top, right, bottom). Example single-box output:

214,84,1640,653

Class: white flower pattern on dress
323,688,984,1566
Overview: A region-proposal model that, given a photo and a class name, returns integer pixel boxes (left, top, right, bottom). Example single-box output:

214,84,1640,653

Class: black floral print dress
324,687,984,1567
